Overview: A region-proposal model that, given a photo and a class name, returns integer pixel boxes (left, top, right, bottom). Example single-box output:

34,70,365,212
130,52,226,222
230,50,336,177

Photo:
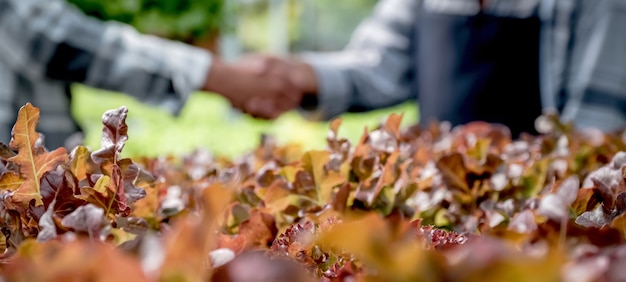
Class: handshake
203,54,319,120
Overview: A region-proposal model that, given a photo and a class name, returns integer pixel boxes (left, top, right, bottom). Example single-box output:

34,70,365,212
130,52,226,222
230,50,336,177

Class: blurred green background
67,0,418,158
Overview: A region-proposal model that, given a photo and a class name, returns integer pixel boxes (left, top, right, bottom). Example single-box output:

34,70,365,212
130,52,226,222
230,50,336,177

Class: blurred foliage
67,0,225,44
236,0,379,52
66,0,379,51
71,85,417,159
295,0,379,51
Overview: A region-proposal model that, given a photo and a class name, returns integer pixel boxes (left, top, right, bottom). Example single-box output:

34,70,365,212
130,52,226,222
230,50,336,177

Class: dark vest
415,7,543,137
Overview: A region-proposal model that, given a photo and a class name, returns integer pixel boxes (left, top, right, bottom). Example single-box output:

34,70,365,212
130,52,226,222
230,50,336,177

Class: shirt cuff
175,45,212,98
158,43,213,116
91,23,214,117
298,53,353,121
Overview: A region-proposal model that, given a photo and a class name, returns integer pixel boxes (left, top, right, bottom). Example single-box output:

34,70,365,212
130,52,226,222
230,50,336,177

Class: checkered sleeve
0,0,212,114
557,0,626,131
298,0,420,121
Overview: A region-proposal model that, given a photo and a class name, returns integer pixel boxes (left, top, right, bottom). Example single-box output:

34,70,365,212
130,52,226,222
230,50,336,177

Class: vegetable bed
1,103,626,282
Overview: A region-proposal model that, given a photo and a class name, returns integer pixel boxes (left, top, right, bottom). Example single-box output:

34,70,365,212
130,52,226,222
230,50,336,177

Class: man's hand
234,54,318,95
203,57,304,119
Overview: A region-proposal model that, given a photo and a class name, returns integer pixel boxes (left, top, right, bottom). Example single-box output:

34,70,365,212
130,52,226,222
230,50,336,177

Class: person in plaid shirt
240,0,626,137
0,0,302,149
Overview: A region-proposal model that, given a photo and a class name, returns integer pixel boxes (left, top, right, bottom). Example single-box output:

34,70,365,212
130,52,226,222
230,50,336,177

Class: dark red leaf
40,170,86,217
117,158,146,204
91,106,129,167
331,183,351,212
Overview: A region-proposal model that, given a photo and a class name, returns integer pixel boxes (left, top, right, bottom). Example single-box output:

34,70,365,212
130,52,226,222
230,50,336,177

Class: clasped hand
204,55,317,120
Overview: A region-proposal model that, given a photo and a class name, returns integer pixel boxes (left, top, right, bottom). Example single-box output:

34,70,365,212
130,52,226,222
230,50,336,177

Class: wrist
289,57,318,95
203,57,231,93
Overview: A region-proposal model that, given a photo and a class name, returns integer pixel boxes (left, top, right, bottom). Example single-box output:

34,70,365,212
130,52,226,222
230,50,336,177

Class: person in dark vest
236,0,626,137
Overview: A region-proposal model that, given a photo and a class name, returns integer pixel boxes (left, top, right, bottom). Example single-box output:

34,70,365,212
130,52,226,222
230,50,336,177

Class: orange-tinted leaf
130,177,161,225
379,151,400,192
108,228,137,246
319,170,346,205
217,233,247,255
301,150,330,202
279,165,299,183
317,213,388,259
68,145,98,182
79,175,110,208
266,194,319,217
329,118,342,139
0,172,24,192
0,231,7,255
436,153,470,192
316,213,428,281
572,188,597,215
3,239,148,281
260,179,292,204
354,153,398,208
7,103,67,206
78,166,130,217
384,113,404,138
353,127,371,158
351,155,379,181
467,138,491,161
238,209,278,250
610,212,626,237
522,158,550,197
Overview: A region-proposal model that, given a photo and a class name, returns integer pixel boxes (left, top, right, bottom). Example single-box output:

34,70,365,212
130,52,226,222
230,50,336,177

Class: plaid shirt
0,0,212,148
301,0,626,132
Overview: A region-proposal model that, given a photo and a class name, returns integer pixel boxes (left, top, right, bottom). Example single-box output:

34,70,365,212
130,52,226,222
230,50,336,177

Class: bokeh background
68,0,417,158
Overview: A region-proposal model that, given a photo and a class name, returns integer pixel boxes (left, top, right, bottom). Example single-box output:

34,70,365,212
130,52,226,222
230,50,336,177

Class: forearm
82,22,212,110
298,51,414,120
294,0,419,120
0,0,212,113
